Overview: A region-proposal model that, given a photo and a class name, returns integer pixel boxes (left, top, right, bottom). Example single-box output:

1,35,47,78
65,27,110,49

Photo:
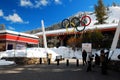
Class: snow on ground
0,47,120,66
0,48,59,62
50,46,82,59
95,48,120,61
0,59,15,66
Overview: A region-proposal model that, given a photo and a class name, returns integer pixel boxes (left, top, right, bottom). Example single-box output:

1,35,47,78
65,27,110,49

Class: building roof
0,30,39,39
0,30,39,44
34,23,118,36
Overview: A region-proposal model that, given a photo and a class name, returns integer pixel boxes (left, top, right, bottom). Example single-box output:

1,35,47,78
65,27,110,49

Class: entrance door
7,44,13,50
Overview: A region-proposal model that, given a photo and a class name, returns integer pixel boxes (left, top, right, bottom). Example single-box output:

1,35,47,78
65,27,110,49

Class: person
95,53,100,66
82,49,87,66
86,54,93,72
100,49,107,75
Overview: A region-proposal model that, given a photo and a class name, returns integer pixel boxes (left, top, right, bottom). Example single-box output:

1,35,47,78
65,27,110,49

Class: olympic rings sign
61,15,91,32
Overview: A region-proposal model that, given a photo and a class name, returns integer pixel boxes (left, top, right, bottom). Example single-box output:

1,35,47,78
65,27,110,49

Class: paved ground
0,59,120,80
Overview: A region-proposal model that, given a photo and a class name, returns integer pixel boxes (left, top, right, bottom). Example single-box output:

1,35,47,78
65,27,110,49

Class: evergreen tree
94,0,108,24
81,30,92,43
91,28,104,48
112,2,117,6
80,28,104,48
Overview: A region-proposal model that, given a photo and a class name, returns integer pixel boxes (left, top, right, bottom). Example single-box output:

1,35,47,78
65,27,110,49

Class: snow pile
0,60,15,66
0,47,82,61
0,48,60,62
0,47,120,66
109,49,120,60
50,47,82,59
95,49,120,61
1,47,120,61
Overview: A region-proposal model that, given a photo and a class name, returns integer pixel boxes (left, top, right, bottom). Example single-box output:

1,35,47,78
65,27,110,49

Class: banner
82,43,92,53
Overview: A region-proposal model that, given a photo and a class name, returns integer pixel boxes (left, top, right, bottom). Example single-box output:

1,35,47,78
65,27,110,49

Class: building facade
0,30,39,51
34,24,120,48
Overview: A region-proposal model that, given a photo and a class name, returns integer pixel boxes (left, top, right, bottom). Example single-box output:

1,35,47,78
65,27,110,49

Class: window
7,44,13,50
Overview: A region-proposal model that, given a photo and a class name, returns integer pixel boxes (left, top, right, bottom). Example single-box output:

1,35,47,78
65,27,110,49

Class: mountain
107,6,120,23
74,6,120,26
25,6,120,34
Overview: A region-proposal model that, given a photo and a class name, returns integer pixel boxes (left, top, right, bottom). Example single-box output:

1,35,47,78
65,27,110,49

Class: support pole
66,59,69,66
76,59,79,67
39,58,42,64
110,20,120,51
41,20,48,62
41,20,48,51
57,59,60,66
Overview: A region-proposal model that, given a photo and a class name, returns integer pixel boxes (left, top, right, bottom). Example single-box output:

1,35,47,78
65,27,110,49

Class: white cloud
0,9,28,24
20,0,33,7
8,26,15,30
0,9,4,16
20,0,62,8
40,0,48,6
4,13,23,23
20,0,49,8
35,0,48,8
54,0,62,4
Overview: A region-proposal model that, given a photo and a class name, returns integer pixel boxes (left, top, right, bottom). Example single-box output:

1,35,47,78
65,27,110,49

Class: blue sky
0,0,120,32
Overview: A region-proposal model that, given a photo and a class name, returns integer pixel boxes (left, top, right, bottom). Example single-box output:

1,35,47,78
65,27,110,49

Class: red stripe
0,34,38,44
0,34,6,39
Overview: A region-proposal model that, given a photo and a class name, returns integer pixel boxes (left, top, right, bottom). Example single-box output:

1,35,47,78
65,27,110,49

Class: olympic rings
80,15,91,26
61,19,75,32
71,17,85,32
61,15,91,32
